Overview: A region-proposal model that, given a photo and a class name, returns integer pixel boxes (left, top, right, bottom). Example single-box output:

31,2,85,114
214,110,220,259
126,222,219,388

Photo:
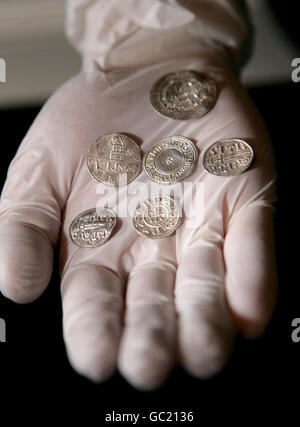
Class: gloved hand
0,0,276,390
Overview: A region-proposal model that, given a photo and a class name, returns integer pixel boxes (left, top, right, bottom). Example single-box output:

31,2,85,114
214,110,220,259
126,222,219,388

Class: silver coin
150,70,217,120
69,208,117,248
143,136,198,184
87,133,142,186
203,138,254,176
133,195,181,239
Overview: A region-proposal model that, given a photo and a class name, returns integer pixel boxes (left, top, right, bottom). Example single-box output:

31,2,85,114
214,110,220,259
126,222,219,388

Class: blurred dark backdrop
270,0,300,49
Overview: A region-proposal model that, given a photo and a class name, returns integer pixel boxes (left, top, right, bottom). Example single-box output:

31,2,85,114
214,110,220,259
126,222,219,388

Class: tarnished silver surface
87,133,141,186
69,208,117,248
133,195,181,239
143,136,198,184
203,138,254,176
150,70,217,120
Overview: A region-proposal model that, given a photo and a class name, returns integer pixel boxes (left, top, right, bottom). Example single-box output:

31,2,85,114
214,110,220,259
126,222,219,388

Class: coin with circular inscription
133,195,182,239
87,133,142,186
143,136,198,184
203,138,254,177
150,70,217,120
69,208,117,248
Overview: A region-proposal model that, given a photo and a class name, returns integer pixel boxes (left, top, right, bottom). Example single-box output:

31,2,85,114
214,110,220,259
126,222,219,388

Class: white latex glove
0,1,276,390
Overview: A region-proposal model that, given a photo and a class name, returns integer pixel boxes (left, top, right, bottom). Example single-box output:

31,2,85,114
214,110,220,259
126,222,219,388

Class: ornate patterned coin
150,70,217,120
143,136,198,184
69,208,117,248
203,138,254,176
133,195,181,239
87,133,142,186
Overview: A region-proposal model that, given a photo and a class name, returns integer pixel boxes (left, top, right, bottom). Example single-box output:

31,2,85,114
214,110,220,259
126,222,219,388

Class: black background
1,4,300,422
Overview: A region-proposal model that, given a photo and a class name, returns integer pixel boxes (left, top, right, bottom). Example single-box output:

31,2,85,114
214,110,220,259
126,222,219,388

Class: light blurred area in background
0,0,298,108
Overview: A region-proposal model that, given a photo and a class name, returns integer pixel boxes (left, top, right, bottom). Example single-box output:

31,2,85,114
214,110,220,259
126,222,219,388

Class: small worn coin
87,133,142,186
133,195,182,239
150,70,217,120
203,138,254,176
143,136,198,184
69,208,117,248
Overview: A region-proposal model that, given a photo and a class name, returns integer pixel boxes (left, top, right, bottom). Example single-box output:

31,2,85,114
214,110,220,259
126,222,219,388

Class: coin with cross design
133,195,182,239
203,138,254,176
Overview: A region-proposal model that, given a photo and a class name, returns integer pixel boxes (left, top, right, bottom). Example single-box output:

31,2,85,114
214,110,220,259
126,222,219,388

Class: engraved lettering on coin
87,133,142,186
69,208,117,248
203,138,254,176
150,70,217,120
143,136,198,184
133,195,181,239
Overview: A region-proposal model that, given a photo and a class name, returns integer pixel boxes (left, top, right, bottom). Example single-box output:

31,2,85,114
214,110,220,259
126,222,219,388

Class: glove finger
61,263,125,382
224,204,277,338
0,143,62,303
0,222,53,303
118,265,176,390
175,244,234,378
